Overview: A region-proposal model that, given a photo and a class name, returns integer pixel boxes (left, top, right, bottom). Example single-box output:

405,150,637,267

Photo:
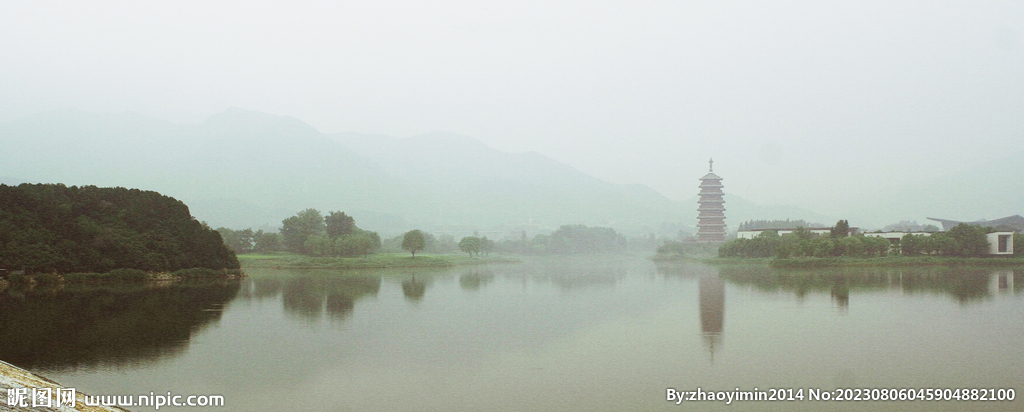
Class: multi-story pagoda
696,158,726,242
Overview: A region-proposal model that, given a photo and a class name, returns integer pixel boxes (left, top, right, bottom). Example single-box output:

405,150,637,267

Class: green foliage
335,231,379,258
325,211,355,239
0,183,239,274
402,230,427,257
946,223,989,257
280,209,325,253
253,231,280,253
459,236,483,257
1015,233,1023,256
722,231,891,259
723,223,1001,260
830,220,850,238
216,227,255,254
304,234,334,257
270,209,380,258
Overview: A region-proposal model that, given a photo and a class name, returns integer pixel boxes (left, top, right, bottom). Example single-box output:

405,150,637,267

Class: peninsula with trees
0,183,240,285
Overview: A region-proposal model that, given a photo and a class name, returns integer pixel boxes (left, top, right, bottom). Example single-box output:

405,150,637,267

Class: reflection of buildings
989,271,1015,295
696,159,727,242
699,276,724,360
830,285,849,311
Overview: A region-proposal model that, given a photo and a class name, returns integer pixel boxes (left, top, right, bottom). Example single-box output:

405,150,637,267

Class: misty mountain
332,131,687,233
848,152,1024,228
1,108,834,237
0,109,406,231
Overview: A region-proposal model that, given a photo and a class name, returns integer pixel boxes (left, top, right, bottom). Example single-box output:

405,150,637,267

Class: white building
862,231,933,244
737,228,852,239
862,231,1014,256
987,232,1015,255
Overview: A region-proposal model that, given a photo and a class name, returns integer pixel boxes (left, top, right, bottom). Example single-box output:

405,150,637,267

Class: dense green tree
947,224,989,257
830,220,850,238
324,211,356,239
481,236,495,256
402,230,426,257
0,183,238,273
280,209,325,253
216,227,255,254
253,231,280,253
428,234,458,254
304,234,334,257
334,231,379,258
900,234,923,256
459,236,482,257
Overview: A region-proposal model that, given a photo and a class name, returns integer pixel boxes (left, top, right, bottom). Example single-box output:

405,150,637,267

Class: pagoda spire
709,158,713,172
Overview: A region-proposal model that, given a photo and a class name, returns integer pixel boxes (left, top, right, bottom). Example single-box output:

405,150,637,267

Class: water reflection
698,276,724,361
277,276,381,320
459,269,495,291
717,266,1023,304
656,262,1024,362
513,258,627,290
401,276,427,301
0,280,240,371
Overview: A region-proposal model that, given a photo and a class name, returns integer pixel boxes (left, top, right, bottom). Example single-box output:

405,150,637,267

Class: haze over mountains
1,108,1016,237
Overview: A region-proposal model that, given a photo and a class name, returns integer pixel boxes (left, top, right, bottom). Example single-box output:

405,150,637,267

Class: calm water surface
3,257,1022,411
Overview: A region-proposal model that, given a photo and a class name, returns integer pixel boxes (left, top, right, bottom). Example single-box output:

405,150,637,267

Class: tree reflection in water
402,275,427,301
280,275,381,320
459,269,494,291
0,280,241,372
717,266,1023,305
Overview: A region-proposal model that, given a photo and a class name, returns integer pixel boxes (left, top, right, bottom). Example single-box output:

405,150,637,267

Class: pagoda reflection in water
699,275,724,362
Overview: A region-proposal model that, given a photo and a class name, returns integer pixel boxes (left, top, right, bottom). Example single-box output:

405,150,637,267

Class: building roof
927,214,1024,232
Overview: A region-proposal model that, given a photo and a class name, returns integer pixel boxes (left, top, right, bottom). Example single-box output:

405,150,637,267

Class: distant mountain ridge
0,108,831,236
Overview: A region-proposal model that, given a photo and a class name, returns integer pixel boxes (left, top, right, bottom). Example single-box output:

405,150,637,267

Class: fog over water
2,1,1022,227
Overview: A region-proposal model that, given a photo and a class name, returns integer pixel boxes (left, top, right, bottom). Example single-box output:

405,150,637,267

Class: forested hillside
0,184,238,273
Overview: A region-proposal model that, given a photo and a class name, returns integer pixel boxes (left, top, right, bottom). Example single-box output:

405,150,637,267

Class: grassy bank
691,256,1024,268
237,252,520,269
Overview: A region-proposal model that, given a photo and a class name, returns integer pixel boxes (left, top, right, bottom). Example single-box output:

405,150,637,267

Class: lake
3,257,1022,411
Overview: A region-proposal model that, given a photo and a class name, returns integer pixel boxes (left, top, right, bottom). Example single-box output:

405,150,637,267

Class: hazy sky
2,1,1022,218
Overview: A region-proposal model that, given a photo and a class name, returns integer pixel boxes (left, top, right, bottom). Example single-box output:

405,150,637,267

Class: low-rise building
737,227,857,239
862,231,934,244
987,232,1015,255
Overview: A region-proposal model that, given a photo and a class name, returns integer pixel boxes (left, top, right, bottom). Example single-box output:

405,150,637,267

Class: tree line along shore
657,219,1022,268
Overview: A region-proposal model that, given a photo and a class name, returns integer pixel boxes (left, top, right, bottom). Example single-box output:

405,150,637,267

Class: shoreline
237,252,521,270
654,255,1024,268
